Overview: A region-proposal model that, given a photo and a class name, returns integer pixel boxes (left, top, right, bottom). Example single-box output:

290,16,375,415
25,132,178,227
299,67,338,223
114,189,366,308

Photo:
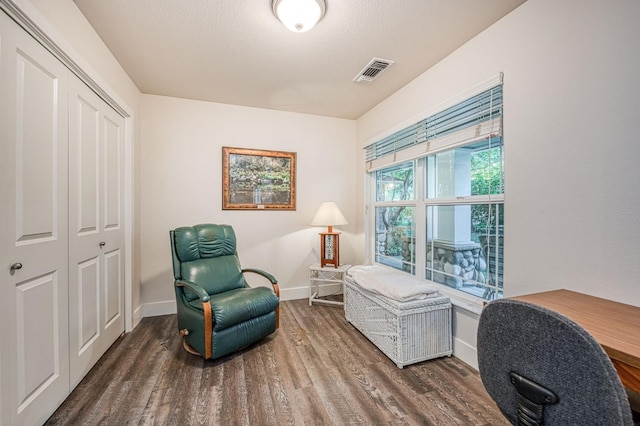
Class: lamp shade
272,0,326,33
310,202,347,227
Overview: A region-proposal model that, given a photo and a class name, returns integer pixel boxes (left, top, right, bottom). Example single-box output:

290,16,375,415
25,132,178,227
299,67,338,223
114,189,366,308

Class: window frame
368,158,504,303
364,76,504,305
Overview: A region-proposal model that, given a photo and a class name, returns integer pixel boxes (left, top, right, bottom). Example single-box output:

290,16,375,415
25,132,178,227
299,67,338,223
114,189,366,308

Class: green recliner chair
169,224,280,359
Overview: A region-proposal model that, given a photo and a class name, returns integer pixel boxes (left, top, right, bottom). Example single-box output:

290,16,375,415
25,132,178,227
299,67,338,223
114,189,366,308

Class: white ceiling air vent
353,57,394,83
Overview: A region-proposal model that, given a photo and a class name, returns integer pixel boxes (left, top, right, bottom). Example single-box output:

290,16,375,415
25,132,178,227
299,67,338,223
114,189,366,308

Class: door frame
1,0,136,331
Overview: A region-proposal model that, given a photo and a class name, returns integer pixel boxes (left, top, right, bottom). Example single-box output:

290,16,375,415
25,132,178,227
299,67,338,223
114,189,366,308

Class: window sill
428,283,486,315
365,263,488,315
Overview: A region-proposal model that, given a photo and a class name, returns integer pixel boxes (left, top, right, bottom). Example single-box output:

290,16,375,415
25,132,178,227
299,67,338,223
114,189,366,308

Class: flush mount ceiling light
272,0,327,33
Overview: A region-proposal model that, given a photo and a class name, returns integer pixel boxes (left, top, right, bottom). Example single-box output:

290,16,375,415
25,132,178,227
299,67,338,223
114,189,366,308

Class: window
374,162,415,273
367,76,503,301
424,139,504,300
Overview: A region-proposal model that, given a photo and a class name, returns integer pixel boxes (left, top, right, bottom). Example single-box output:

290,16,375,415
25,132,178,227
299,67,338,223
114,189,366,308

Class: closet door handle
10,262,23,271
99,242,106,248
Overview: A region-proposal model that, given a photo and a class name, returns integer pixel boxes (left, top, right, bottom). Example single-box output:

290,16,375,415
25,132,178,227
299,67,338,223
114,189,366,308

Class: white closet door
0,11,70,426
68,78,126,388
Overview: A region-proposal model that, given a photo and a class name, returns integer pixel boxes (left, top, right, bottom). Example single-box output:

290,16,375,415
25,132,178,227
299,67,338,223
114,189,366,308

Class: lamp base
319,232,340,268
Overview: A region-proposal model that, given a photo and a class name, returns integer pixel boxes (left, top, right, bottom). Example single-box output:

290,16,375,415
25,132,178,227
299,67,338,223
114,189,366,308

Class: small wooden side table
308,263,350,306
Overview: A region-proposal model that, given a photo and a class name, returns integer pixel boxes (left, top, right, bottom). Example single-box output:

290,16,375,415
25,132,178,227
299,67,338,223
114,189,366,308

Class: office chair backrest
170,224,246,300
477,298,633,425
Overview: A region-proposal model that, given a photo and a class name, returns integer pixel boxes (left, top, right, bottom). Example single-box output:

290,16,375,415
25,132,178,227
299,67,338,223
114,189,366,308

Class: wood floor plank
291,385,333,425
46,299,508,425
244,347,278,426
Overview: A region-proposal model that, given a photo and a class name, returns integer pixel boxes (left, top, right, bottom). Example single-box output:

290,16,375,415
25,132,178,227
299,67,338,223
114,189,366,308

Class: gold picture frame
222,147,296,210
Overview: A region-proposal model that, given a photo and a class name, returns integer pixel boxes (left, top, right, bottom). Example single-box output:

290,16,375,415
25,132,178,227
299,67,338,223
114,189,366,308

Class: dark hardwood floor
46,299,508,425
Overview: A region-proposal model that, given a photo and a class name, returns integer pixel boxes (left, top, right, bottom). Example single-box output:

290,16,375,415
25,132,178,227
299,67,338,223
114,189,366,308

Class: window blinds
365,74,503,172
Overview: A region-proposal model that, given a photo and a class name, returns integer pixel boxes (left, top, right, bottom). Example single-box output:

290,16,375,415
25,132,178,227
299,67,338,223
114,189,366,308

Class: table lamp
310,201,348,268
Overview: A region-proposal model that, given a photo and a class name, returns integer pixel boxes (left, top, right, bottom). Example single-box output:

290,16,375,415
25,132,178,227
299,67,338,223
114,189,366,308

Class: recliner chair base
182,338,201,356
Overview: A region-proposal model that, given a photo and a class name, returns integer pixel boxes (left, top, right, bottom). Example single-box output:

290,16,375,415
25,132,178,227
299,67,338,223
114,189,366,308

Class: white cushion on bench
347,264,439,302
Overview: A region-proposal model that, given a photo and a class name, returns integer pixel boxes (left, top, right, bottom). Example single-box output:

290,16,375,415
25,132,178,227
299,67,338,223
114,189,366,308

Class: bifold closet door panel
0,10,71,426
68,77,126,389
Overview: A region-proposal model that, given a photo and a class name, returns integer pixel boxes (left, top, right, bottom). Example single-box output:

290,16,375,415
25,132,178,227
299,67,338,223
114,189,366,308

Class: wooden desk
513,289,640,394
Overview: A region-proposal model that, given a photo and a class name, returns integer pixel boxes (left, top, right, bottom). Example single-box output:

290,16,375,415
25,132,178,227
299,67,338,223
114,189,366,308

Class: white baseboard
279,285,308,301
138,284,339,318
280,283,342,301
132,304,144,329
141,300,177,317
452,337,478,370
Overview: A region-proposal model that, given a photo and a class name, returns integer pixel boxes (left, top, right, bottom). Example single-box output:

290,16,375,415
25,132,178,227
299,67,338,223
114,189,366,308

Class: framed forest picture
222,147,296,210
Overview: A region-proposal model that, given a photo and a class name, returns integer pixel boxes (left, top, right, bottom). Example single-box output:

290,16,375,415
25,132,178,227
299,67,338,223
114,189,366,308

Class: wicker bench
344,273,452,368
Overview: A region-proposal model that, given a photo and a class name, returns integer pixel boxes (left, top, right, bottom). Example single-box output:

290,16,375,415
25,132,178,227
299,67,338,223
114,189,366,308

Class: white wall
357,0,640,367
140,95,358,314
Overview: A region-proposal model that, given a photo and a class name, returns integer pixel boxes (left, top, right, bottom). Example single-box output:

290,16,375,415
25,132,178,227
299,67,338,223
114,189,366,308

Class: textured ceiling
73,0,525,119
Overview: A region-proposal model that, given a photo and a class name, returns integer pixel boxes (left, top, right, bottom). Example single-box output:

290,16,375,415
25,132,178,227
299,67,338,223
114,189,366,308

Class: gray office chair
477,298,633,425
